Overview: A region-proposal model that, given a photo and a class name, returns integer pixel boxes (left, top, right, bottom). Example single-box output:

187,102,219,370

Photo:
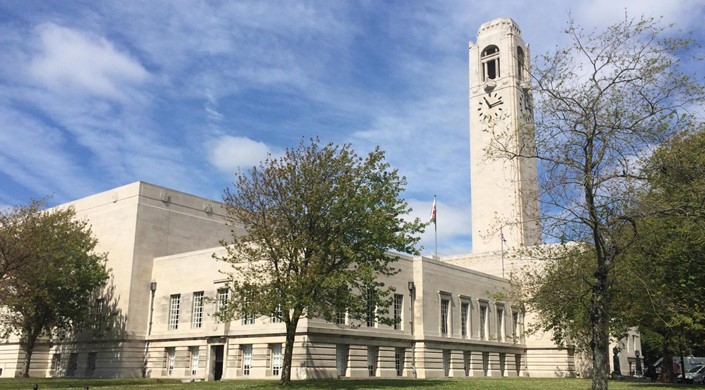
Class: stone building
0,17,640,380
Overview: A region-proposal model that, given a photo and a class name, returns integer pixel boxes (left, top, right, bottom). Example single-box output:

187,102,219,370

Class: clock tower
469,18,541,254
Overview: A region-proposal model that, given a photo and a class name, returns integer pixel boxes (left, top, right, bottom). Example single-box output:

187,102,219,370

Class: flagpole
434,195,438,260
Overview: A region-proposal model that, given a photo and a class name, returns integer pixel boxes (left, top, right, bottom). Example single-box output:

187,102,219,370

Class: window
366,288,376,327
67,353,78,377
243,296,255,325
461,301,470,338
443,350,451,377
192,291,204,328
393,294,403,330
497,305,505,341
85,352,97,377
463,351,471,377
189,346,199,375
271,344,282,376
482,351,489,376
395,348,405,376
272,304,282,323
168,294,180,330
216,287,229,313
512,311,519,341
367,346,378,377
94,298,105,332
481,45,500,81
517,46,525,81
515,354,522,376
336,345,349,377
440,298,450,336
335,307,346,325
480,303,488,340
499,353,506,376
165,347,176,376
242,345,252,376
51,353,61,371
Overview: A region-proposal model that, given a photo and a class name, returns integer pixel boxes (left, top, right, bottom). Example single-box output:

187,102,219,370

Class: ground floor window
85,352,97,377
463,351,471,376
242,345,252,376
336,345,349,377
67,353,78,377
443,350,451,376
165,347,176,376
51,353,61,372
189,346,199,375
395,348,405,376
367,346,378,377
271,344,282,376
499,353,506,376
515,354,522,376
482,352,489,376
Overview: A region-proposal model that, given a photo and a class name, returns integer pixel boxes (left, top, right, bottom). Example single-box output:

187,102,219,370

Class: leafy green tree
0,201,109,377
489,16,705,389
217,138,424,385
617,129,705,381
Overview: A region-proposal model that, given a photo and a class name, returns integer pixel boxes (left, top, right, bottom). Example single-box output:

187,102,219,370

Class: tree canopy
217,138,424,384
0,200,109,377
489,15,705,390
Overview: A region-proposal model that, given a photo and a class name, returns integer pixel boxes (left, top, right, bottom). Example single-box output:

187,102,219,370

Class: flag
429,197,437,224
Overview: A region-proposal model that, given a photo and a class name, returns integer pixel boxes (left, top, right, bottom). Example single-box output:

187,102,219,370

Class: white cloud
28,23,149,100
207,135,279,172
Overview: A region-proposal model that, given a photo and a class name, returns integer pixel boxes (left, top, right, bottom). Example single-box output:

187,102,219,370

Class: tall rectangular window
395,347,405,376
242,344,252,376
335,307,346,325
461,302,470,338
512,311,519,341
440,298,450,336
168,294,180,330
166,347,175,376
463,351,471,377
192,291,204,328
243,296,255,325
497,306,505,342
393,294,403,330
51,353,61,371
67,353,78,377
189,346,199,375
480,303,488,340
443,350,451,377
367,346,378,377
271,344,282,376
216,288,228,312
271,304,282,323
336,344,349,377
85,352,97,377
366,288,376,328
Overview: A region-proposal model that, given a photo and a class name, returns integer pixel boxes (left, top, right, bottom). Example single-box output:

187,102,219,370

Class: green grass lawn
0,378,701,390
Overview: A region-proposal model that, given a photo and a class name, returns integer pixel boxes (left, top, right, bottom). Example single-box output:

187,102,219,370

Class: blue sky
1,0,704,256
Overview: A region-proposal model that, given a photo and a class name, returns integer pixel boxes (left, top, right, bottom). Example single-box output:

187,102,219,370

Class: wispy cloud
28,23,149,101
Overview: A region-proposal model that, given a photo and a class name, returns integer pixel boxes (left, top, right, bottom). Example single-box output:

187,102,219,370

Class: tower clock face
477,92,504,122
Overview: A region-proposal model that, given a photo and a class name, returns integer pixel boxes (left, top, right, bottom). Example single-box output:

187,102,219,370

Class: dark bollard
33,384,38,390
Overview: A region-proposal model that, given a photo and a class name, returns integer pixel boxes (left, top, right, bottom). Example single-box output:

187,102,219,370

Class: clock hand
483,97,491,107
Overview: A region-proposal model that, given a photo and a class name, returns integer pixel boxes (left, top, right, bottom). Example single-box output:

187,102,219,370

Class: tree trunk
661,339,674,382
21,329,40,377
280,314,300,385
591,262,610,390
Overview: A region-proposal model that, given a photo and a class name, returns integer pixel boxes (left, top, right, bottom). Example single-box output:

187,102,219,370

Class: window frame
168,294,181,330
